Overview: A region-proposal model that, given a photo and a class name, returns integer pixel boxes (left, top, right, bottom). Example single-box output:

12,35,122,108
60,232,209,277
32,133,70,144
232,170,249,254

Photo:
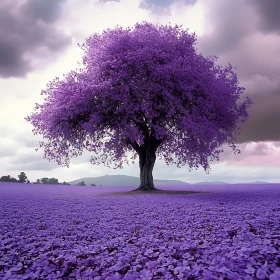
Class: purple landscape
1,1,280,279
1,183,280,279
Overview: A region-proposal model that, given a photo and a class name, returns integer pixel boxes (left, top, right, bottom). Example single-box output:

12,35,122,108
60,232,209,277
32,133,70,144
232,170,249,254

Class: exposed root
132,185,159,192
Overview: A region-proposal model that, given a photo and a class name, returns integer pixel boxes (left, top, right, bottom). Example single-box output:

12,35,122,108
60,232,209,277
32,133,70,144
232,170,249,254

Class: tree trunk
127,121,165,192
132,143,158,192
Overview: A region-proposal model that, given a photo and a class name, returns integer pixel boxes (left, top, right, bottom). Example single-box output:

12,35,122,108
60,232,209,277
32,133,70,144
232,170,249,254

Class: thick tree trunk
127,119,165,192
132,143,158,192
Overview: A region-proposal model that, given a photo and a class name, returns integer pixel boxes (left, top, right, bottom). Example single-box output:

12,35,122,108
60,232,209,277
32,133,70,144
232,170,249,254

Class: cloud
196,0,257,56
98,0,120,2
0,139,17,157
7,148,60,171
221,33,280,81
54,0,151,46
0,0,72,78
0,124,15,137
236,93,280,143
139,0,197,14
20,0,66,24
147,0,205,36
192,1,280,144
250,0,280,34
218,142,280,168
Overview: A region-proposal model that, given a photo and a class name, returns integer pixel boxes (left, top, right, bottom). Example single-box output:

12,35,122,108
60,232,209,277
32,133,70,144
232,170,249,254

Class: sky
1,0,280,184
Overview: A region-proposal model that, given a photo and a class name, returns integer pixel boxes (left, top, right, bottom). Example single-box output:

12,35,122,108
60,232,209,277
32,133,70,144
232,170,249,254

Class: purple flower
256,268,268,279
105,274,121,280
269,269,280,280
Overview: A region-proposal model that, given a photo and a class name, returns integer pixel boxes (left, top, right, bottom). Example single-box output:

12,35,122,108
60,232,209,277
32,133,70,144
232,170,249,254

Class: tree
40,177,50,184
48,177,59,185
61,181,71,185
25,22,253,191
18,172,28,183
35,177,60,184
91,183,96,186
76,181,86,186
0,175,18,183
35,179,41,184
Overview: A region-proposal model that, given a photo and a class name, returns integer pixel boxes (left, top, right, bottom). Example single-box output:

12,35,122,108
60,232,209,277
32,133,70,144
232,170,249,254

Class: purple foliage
25,22,253,174
0,182,280,279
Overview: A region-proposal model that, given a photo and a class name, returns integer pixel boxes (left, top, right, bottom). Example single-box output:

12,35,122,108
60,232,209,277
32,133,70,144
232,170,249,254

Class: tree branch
127,139,141,154
132,115,149,140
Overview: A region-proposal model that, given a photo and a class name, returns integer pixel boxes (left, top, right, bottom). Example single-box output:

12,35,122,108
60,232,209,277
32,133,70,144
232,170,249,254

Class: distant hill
67,175,270,186
195,181,229,185
68,175,190,187
237,181,269,184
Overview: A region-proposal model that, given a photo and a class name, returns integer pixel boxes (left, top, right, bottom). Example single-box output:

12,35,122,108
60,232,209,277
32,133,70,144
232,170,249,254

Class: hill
68,175,189,186
195,181,229,185
237,181,269,184
68,175,270,186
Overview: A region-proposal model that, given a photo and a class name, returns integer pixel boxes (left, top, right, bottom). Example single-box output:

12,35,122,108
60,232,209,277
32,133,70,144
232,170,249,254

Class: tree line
0,172,99,186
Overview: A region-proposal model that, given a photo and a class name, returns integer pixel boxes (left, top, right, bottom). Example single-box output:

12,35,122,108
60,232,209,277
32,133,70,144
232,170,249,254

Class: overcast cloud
0,0,280,184
0,0,71,78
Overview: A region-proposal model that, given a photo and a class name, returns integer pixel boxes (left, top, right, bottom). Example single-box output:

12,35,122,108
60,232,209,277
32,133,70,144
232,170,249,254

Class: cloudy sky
1,0,280,184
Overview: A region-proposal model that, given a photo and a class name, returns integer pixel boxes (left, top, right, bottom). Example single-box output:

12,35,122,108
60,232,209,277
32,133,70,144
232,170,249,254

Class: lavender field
0,183,280,280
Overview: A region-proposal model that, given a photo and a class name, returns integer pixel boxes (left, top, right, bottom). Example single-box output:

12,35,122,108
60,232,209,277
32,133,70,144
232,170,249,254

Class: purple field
0,183,280,280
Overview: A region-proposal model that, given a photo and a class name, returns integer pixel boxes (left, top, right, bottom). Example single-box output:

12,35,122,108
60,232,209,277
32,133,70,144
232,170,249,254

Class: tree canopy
25,22,253,189
18,172,28,183
0,175,18,183
76,181,86,186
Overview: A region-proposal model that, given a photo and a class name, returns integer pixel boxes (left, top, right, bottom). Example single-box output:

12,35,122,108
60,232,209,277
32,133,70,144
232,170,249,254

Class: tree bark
127,121,166,192
128,140,160,192
135,144,157,191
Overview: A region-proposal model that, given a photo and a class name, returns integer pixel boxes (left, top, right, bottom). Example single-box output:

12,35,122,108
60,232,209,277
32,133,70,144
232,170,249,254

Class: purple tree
25,22,253,191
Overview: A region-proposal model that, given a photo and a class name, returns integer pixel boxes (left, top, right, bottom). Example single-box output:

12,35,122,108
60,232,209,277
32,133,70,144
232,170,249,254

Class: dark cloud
194,0,280,144
250,0,280,34
236,94,280,143
0,0,71,78
20,0,66,24
218,36,280,81
140,0,197,14
219,38,280,143
197,0,255,57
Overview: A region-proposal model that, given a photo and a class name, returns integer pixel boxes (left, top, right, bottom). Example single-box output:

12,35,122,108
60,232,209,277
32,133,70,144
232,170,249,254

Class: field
0,182,280,279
